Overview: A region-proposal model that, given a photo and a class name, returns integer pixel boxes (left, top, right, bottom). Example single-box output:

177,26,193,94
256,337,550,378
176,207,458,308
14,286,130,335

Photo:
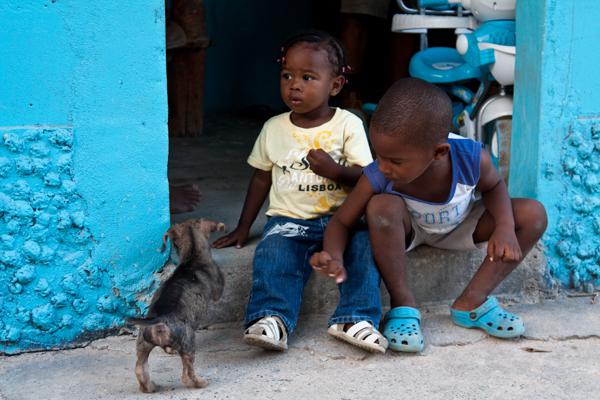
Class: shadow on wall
203,0,311,114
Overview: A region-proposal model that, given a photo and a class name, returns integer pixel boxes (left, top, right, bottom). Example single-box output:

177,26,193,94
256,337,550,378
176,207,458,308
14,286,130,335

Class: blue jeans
245,216,382,334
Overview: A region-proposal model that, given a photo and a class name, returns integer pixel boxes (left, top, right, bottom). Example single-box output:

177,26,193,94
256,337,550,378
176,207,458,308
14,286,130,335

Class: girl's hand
307,149,341,180
309,250,347,283
487,225,522,263
211,225,250,249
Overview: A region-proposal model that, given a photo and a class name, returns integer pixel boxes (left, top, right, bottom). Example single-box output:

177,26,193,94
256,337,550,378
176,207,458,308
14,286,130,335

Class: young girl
212,31,387,353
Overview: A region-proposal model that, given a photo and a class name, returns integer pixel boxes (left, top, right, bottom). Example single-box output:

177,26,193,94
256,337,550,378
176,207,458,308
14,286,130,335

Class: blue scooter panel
409,47,483,83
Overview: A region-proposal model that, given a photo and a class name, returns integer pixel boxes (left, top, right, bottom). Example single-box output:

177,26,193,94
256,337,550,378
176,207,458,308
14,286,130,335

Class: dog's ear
160,232,170,252
165,223,194,265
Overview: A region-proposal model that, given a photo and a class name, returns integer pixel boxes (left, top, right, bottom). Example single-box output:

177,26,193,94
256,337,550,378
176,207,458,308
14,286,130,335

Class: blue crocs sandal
450,296,525,339
383,307,425,352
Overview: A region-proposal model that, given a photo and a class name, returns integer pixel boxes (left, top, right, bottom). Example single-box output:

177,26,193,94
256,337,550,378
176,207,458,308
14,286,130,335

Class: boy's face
370,129,439,184
280,43,343,116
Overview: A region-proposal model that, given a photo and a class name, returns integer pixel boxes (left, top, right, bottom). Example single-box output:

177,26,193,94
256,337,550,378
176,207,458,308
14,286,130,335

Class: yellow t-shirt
248,108,373,219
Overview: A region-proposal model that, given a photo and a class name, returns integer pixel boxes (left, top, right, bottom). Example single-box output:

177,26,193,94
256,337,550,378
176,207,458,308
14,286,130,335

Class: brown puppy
130,218,225,393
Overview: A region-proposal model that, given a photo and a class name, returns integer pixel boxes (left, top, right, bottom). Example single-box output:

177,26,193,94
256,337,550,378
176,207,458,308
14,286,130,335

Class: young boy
310,78,548,352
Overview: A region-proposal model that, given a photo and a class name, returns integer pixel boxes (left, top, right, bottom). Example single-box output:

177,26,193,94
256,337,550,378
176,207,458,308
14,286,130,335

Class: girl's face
370,129,438,185
280,43,344,117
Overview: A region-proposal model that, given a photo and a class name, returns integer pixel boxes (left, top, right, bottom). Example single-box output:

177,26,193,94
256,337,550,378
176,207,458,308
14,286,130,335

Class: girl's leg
328,228,388,353
245,219,314,334
331,228,382,328
365,194,415,308
452,198,548,311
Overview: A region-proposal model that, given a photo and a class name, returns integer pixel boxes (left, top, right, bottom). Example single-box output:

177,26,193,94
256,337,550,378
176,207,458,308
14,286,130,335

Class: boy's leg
452,198,548,311
365,194,415,308
245,218,314,337
365,194,425,352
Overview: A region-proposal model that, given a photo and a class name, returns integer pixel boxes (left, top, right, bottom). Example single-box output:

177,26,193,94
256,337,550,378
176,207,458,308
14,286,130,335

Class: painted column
0,1,170,354
512,0,600,288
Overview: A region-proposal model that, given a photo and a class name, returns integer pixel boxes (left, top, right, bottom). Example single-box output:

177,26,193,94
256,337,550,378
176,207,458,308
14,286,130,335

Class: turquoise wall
0,1,170,354
512,0,600,288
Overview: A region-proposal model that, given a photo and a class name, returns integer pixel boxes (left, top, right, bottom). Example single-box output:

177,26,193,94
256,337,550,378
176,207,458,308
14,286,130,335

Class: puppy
130,218,225,393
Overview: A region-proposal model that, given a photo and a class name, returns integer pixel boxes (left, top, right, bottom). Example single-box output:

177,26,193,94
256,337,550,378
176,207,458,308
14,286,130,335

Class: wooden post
166,0,209,137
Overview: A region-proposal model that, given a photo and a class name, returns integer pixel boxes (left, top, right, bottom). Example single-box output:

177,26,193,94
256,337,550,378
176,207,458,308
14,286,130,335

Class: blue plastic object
418,0,460,10
409,47,483,83
451,102,465,129
419,0,451,8
362,102,377,115
449,85,474,103
472,20,516,46
450,296,525,338
461,20,516,68
383,306,425,352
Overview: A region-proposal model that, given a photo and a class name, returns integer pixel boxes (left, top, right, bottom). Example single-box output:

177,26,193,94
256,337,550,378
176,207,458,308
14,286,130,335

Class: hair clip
276,46,287,65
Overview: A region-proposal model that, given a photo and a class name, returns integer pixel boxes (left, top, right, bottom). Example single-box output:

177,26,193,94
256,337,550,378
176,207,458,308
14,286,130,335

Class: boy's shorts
406,201,487,252
340,0,391,19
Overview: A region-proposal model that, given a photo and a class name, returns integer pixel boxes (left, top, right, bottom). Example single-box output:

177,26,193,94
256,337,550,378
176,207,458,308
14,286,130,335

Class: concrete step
168,116,551,325
207,239,549,324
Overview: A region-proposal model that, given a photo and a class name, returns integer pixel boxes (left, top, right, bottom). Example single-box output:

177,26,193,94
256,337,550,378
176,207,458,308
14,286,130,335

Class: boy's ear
433,143,450,159
329,75,346,97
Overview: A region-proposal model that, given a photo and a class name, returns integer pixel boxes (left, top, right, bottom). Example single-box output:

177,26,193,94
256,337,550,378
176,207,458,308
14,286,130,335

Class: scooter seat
409,47,482,83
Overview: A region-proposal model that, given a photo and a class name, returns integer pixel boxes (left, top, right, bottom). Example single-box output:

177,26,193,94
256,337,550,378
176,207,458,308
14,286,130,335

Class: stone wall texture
0,1,170,354
0,127,105,345
513,0,600,289
546,119,600,288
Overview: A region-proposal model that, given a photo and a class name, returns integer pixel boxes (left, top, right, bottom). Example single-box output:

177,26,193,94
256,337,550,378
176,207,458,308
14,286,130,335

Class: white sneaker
244,316,288,351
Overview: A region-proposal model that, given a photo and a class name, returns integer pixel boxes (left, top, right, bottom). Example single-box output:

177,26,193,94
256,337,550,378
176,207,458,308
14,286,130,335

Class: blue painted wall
0,1,170,354
512,0,600,288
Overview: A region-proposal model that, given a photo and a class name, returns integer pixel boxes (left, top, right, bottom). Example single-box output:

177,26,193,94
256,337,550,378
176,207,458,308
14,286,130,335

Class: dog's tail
130,317,175,349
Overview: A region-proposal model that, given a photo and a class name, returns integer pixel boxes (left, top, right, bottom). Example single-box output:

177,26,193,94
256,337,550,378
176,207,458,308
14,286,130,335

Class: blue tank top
364,134,482,234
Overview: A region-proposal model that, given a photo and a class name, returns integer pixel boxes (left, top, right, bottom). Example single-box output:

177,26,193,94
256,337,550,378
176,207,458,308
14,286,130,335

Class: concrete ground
3,116,595,399
1,296,599,400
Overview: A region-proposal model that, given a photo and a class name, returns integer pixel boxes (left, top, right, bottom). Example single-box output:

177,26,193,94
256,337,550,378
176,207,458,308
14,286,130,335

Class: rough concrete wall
512,0,600,288
0,1,170,354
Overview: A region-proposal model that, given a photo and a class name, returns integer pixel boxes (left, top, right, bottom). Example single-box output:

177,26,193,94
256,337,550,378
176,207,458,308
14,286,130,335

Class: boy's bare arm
476,149,521,262
306,148,363,186
212,169,271,249
310,175,374,282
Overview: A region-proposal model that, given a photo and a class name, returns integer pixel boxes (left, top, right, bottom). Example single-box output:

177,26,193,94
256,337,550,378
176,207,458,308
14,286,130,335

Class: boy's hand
309,251,347,283
307,149,340,180
211,226,249,249
487,225,522,263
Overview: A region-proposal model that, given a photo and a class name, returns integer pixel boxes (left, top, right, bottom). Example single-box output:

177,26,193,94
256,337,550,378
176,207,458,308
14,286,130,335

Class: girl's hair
278,30,350,76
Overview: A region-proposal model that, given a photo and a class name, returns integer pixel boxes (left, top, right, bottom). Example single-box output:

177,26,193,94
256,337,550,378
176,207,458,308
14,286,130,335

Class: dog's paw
183,376,208,389
139,381,159,393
